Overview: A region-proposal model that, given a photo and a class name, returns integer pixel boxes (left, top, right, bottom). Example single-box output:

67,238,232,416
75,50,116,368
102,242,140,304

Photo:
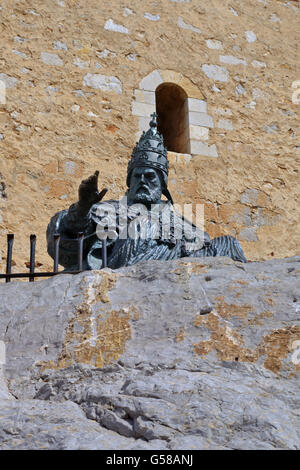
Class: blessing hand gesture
78,171,107,209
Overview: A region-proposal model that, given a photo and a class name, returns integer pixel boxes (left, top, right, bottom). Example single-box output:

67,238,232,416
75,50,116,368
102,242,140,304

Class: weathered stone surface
83,74,122,94
235,84,246,95
245,31,257,43
139,70,163,92
201,64,229,82
251,60,266,68
132,101,156,117
187,98,207,113
104,19,129,34
206,39,223,50
190,141,218,157
189,125,209,141
217,119,234,131
0,257,299,449
0,399,160,450
0,73,18,89
188,112,214,128
53,40,67,51
134,90,156,105
177,17,201,34
144,13,160,22
219,56,247,66
40,52,64,66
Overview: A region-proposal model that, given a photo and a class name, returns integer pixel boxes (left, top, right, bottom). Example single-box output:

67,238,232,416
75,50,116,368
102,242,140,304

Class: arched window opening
155,83,190,154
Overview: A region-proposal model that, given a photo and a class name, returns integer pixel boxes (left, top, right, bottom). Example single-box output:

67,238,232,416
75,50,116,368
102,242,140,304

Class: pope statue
47,113,247,270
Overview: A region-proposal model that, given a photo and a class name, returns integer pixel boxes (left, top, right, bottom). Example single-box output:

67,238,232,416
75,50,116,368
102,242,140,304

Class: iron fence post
77,232,84,272
5,234,14,283
53,233,60,273
29,234,36,282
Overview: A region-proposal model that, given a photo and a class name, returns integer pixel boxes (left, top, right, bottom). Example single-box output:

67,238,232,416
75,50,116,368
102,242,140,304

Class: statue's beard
129,185,162,206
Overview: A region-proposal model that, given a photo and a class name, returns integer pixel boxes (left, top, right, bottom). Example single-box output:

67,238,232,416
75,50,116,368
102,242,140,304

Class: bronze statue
47,113,247,270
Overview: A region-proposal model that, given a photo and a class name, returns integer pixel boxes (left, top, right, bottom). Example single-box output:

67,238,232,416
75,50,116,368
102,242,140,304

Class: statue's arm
46,205,95,269
46,171,107,269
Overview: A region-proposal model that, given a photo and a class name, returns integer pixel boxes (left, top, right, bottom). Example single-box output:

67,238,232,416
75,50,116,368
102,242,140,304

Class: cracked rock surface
0,257,299,449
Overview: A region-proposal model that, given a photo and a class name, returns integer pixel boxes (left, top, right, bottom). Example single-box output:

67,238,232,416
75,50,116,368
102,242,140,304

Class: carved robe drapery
47,198,247,270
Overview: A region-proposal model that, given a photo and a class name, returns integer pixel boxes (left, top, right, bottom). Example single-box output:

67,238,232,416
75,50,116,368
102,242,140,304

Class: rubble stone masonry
0,0,299,271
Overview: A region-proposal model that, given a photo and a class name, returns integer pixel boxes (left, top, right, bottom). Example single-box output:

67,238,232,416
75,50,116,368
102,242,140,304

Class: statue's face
128,166,162,206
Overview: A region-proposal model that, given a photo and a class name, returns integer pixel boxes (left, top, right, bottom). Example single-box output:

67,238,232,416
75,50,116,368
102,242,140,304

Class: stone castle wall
0,0,299,272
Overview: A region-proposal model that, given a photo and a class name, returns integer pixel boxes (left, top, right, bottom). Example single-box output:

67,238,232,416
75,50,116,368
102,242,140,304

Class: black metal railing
0,233,108,282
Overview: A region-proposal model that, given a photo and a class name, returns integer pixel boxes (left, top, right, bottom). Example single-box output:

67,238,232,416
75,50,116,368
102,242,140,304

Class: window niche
155,83,190,154
132,70,219,158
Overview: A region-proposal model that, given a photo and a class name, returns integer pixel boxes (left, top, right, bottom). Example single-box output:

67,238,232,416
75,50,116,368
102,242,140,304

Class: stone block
104,19,129,34
190,141,218,157
189,112,214,128
240,189,258,205
235,84,246,95
144,13,160,21
245,31,257,43
64,161,76,175
73,58,89,69
202,64,229,82
123,7,133,16
251,60,266,68
12,49,27,59
0,73,18,89
132,101,156,117
134,90,156,105
45,86,59,95
159,70,204,99
177,17,201,34
189,125,209,141
96,49,116,59
219,55,247,66
206,39,223,50
83,74,122,94
0,82,5,104
264,124,278,134
187,98,207,113
215,107,233,116
40,52,63,66
138,116,151,132
217,119,233,130
139,70,163,92
126,53,136,61
252,88,264,101
53,40,67,51
168,151,191,164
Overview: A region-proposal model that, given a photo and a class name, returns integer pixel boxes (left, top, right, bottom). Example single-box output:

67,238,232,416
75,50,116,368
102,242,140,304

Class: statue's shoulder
47,208,68,229
46,208,69,244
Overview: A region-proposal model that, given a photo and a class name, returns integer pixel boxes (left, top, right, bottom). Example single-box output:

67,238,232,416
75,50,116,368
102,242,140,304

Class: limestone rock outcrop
0,256,299,449
1,0,300,270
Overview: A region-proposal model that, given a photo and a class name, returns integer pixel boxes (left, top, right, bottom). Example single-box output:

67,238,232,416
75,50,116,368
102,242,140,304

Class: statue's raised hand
78,171,108,210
